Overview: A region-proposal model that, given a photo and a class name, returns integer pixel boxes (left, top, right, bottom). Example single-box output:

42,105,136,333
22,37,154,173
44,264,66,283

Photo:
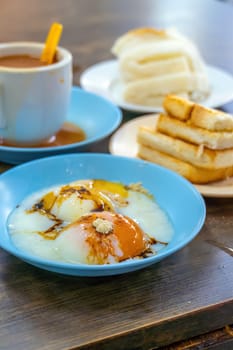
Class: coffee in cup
0,54,59,68
0,42,72,146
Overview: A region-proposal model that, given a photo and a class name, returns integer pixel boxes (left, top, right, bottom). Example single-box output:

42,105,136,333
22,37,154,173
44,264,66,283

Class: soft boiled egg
8,179,174,265
54,211,150,264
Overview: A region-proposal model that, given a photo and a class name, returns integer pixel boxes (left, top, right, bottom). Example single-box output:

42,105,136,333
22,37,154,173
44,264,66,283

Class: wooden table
0,1,233,349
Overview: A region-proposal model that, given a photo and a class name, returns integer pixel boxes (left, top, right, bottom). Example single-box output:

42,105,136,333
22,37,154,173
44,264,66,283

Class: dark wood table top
0,1,233,349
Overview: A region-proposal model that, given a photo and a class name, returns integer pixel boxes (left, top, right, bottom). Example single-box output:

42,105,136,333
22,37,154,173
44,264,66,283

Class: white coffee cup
0,42,72,145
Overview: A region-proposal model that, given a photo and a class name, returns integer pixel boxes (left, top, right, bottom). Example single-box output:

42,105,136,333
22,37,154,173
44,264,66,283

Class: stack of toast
137,95,233,184
111,27,210,107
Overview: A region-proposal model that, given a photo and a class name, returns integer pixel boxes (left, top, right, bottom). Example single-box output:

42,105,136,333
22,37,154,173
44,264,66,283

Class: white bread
163,94,233,131
117,40,205,81
112,27,210,107
112,27,206,73
119,56,190,81
138,144,233,184
123,73,209,107
157,114,233,149
111,27,172,56
124,92,189,108
137,126,233,169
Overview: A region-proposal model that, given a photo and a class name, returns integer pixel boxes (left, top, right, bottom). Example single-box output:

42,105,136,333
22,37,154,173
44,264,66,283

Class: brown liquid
0,122,86,148
0,54,58,68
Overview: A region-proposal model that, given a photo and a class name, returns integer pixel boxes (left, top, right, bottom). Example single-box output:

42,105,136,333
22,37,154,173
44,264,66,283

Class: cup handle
0,84,6,128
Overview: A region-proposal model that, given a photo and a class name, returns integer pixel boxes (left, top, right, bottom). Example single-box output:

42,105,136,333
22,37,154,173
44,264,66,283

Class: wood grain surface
0,1,233,349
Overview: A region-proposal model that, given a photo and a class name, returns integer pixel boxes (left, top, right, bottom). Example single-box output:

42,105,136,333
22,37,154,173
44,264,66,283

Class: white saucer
80,59,233,113
109,115,233,198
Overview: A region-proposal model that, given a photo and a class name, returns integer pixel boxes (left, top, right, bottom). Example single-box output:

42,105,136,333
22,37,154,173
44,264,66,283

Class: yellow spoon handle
41,22,63,64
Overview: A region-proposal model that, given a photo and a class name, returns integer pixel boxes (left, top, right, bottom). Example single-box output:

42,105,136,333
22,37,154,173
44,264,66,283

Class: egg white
117,191,173,243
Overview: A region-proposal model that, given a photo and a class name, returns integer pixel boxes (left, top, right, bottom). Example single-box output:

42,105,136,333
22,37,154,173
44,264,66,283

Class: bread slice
111,27,172,56
157,114,233,149
163,94,194,120
137,127,233,169
119,56,190,81
137,144,233,184
112,27,210,107
117,39,204,78
162,94,233,131
190,104,233,131
124,91,189,108
112,27,207,75
123,73,209,107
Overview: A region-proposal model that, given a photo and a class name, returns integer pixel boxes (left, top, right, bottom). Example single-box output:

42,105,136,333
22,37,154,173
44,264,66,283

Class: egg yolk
70,211,149,264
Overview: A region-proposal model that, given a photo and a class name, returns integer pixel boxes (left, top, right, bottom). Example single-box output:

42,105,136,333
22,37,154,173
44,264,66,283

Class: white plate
80,60,233,113
109,115,233,198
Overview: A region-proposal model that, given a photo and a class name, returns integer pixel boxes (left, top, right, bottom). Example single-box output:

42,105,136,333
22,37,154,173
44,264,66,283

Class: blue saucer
0,87,122,164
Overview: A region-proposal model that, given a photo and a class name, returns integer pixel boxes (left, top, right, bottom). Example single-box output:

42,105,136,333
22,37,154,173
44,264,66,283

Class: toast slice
190,104,233,131
163,94,194,120
163,94,233,131
157,114,233,149
137,144,233,184
137,127,233,169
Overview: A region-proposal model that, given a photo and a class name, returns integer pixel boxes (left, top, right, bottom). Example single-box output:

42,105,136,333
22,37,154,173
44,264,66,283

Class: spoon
40,22,63,64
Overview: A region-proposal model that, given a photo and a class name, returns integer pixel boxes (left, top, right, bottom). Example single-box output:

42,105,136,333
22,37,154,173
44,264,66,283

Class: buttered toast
157,114,233,150
136,95,233,184
138,144,233,184
163,94,233,130
138,127,233,169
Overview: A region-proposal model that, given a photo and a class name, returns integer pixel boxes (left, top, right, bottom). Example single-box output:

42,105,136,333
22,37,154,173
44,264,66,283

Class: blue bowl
0,153,206,276
0,87,122,164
